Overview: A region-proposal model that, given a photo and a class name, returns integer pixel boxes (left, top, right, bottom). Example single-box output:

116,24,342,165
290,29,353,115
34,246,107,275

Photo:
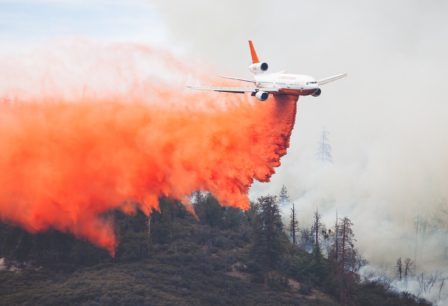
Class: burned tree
337,217,357,272
327,212,340,262
289,203,299,245
334,213,339,261
333,217,359,305
311,209,324,258
404,257,415,281
397,257,403,281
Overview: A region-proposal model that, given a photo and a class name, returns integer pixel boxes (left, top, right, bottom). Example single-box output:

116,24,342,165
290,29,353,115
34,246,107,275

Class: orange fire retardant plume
0,43,298,255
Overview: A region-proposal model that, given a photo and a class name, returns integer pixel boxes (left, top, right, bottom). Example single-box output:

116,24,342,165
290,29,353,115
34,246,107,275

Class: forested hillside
0,194,431,306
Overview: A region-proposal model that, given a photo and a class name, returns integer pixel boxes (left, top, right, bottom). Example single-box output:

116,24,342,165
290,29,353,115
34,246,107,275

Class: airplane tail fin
248,40,260,64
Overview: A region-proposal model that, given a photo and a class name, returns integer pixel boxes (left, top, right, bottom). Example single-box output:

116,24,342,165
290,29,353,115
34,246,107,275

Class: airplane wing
187,86,280,94
187,86,255,94
318,73,347,85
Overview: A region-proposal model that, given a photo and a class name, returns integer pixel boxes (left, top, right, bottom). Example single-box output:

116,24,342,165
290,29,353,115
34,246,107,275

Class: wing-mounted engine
255,91,269,101
249,62,269,74
312,88,322,97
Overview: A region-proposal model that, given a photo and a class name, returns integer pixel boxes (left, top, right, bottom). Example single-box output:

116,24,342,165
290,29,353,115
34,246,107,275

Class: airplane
188,40,346,101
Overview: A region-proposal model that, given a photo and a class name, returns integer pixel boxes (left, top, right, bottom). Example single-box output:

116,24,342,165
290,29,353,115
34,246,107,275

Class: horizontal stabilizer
219,76,255,83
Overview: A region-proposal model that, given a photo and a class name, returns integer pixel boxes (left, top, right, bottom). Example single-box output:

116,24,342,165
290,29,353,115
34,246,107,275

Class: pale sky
0,0,166,44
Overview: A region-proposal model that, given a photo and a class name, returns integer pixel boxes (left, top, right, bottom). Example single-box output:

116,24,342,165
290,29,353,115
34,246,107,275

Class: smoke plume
0,42,297,255
149,1,448,302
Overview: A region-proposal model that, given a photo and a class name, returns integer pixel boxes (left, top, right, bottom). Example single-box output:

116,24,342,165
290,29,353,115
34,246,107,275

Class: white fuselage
254,72,320,96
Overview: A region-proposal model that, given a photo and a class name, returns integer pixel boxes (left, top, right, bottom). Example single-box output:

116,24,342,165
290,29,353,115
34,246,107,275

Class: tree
289,203,299,246
150,198,186,243
311,209,323,258
279,185,290,207
192,191,204,205
404,257,415,281
336,217,358,272
397,257,403,281
334,212,339,261
298,228,314,252
333,217,359,305
221,207,244,229
252,195,286,268
116,210,151,260
193,193,242,229
194,194,224,227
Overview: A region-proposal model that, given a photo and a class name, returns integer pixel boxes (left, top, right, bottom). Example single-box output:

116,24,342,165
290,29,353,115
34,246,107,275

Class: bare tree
404,257,415,281
417,272,438,297
334,212,339,261
311,209,323,257
335,218,356,271
316,129,333,163
289,203,299,245
334,217,358,304
439,278,445,302
396,257,403,281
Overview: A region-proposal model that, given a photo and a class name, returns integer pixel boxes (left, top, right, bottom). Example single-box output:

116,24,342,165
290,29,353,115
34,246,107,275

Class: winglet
248,40,260,64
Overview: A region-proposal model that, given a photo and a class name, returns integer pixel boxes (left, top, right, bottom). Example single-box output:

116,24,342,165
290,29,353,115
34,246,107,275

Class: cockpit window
306,81,317,85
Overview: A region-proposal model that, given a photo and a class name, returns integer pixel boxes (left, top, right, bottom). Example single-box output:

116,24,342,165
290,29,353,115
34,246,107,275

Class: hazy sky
1,1,448,299
0,0,165,44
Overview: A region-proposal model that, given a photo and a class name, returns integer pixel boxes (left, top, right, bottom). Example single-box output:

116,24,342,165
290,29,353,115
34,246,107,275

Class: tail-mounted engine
249,62,269,74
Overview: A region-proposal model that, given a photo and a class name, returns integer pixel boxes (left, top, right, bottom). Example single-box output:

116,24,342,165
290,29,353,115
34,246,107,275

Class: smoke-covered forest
0,190,431,306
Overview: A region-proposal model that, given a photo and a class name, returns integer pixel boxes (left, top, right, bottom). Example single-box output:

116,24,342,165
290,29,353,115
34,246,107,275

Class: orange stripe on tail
248,40,260,64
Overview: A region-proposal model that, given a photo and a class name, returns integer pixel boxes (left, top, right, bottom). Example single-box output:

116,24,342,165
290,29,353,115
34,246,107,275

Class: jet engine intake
249,62,269,73
312,88,322,97
255,91,269,101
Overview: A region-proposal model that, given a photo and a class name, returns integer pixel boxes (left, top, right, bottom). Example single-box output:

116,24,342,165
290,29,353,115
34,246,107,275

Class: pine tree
337,217,357,272
252,195,286,268
150,198,175,244
279,185,290,207
289,203,299,245
194,193,224,227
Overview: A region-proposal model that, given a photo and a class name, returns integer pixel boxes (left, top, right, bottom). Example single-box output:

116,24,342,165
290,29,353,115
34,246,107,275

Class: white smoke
360,264,448,305
151,0,448,302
